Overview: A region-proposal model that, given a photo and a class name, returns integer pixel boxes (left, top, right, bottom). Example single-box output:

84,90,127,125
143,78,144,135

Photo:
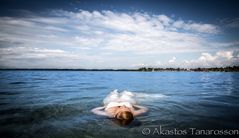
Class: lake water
0,71,239,138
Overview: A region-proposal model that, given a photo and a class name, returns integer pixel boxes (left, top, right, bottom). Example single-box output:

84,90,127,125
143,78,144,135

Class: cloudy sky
0,0,239,69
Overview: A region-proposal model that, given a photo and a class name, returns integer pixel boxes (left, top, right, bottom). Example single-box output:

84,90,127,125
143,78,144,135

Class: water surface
0,71,239,138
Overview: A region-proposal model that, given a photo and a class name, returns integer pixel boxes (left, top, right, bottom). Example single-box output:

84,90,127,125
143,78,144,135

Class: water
0,71,239,138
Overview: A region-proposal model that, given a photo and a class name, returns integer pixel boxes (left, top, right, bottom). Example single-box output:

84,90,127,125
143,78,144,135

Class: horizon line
0,66,239,71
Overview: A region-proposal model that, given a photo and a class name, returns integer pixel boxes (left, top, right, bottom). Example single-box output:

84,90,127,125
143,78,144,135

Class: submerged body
91,90,148,125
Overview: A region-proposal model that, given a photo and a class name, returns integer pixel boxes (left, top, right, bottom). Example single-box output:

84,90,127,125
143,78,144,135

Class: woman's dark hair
115,111,134,125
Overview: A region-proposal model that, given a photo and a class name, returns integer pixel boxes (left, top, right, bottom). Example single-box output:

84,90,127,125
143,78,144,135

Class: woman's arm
91,106,112,117
132,105,148,116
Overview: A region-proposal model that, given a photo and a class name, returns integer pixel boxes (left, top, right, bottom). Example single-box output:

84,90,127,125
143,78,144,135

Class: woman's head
115,106,134,125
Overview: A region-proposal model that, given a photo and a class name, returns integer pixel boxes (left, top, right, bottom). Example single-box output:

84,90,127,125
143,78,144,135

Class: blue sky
0,0,239,69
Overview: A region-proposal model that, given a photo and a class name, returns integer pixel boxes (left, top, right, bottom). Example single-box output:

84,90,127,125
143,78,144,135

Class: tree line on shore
138,66,239,72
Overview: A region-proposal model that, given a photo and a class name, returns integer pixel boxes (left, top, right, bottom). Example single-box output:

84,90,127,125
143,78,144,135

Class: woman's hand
132,105,148,116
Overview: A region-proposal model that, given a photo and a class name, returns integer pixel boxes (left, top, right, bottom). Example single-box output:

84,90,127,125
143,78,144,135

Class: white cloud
0,46,108,68
169,56,176,63
199,53,216,62
172,20,218,34
183,51,238,68
198,51,234,63
183,23,218,34
0,47,75,59
0,10,237,69
216,51,233,60
157,15,172,26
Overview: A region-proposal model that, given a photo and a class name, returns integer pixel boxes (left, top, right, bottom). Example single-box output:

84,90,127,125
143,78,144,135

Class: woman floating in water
91,90,148,125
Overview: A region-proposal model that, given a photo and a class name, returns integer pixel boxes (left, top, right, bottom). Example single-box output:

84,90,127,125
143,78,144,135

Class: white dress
103,90,137,110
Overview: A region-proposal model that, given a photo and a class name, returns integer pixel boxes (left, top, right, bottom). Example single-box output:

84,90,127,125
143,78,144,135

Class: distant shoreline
0,66,239,72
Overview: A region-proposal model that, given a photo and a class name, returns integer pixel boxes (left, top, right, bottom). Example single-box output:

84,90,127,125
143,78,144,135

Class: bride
91,90,148,125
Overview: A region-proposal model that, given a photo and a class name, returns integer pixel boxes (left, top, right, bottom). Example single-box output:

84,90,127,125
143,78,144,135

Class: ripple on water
0,104,84,126
0,71,239,137
0,91,19,95
9,82,26,85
